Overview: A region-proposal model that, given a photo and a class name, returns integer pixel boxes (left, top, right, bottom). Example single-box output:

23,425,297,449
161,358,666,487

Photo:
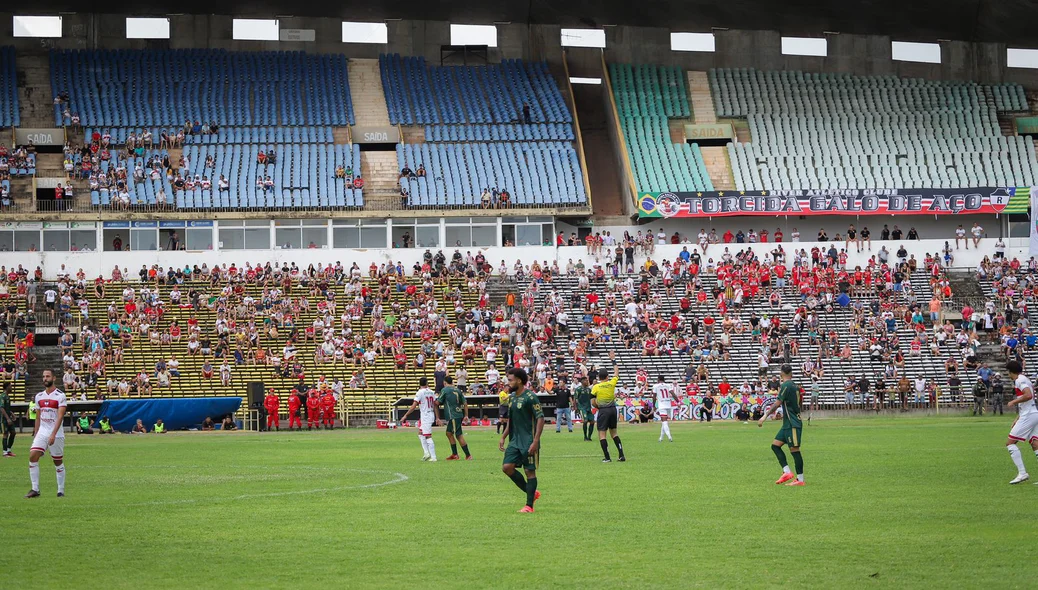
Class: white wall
585,214,1005,243
0,240,1010,280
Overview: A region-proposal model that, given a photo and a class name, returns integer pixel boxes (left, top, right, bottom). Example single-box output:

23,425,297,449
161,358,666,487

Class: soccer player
287,389,303,430
264,388,280,431
1003,361,1038,484
592,360,625,462
437,376,471,460
498,368,544,513
758,364,805,486
306,390,321,430
653,376,679,442
399,377,441,461
574,377,594,441
1,383,15,456
26,370,67,498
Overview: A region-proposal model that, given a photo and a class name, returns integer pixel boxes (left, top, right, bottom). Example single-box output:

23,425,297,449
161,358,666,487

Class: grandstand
712,69,1037,190
0,9,1035,429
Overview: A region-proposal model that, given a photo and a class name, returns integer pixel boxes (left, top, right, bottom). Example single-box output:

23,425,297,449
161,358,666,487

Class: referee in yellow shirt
591,358,625,462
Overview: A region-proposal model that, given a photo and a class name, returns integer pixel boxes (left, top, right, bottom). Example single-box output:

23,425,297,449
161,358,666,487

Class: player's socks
426,438,437,461
420,437,430,459
791,451,804,482
772,444,789,471
508,470,527,492
1008,445,1027,476
29,461,39,492
461,444,470,458
612,436,625,460
56,464,65,494
599,438,611,461
450,443,458,456
525,477,538,508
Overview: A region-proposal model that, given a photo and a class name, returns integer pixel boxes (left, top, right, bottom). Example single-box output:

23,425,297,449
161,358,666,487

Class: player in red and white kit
264,389,280,431
398,377,441,461
306,390,321,430
1004,361,1038,484
287,389,303,430
652,376,679,442
26,370,67,498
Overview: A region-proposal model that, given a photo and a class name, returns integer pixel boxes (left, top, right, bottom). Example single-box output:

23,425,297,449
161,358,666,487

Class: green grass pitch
1,416,1035,588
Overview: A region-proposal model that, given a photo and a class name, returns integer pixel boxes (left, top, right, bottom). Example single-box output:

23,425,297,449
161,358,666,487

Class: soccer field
2,416,1034,588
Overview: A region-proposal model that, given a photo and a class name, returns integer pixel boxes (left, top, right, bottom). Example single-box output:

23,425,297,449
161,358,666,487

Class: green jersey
508,389,544,448
437,386,466,421
779,380,802,428
78,416,90,429
0,390,11,421
574,385,592,410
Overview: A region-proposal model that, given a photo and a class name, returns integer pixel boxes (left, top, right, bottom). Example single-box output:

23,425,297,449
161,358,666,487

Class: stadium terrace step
333,127,350,145
360,150,401,192
687,71,717,124
348,58,392,127
700,146,735,190
15,53,51,128
400,126,426,144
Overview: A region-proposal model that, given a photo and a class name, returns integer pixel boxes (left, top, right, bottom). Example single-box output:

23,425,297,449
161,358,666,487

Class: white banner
1031,188,1038,256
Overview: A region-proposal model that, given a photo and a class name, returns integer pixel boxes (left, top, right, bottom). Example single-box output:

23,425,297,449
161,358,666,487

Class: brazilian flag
638,193,662,218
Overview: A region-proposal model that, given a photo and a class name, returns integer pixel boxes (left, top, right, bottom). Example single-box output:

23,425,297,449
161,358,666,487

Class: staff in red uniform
320,389,336,430
287,389,303,430
264,389,280,431
306,390,321,430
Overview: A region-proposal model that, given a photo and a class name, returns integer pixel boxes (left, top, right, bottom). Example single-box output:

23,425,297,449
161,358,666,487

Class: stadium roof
22,0,1038,46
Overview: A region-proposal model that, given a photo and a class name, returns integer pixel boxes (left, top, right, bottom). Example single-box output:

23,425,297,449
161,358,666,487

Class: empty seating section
51,50,355,127
185,126,334,145
609,64,714,193
396,142,586,207
425,124,575,142
0,47,18,128
177,143,362,209
711,69,1037,190
379,54,572,125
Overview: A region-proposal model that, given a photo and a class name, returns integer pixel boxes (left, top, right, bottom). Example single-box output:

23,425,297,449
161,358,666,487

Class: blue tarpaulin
92,398,242,432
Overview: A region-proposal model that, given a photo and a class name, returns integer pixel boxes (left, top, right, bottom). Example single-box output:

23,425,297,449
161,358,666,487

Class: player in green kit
1,383,15,456
499,368,544,513
437,375,471,460
759,364,805,486
574,377,595,441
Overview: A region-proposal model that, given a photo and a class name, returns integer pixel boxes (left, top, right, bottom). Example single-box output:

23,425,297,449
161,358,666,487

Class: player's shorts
30,432,65,460
596,405,618,430
1009,413,1038,442
419,419,433,437
445,418,463,436
776,425,802,448
577,406,593,422
498,405,509,420
658,404,672,418
503,444,538,471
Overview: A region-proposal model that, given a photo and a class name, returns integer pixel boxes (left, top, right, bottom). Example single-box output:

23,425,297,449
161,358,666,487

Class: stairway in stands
685,71,735,190
25,346,63,401
16,52,52,128
360,150,400,210
687,71,716,124
348,58,391,126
